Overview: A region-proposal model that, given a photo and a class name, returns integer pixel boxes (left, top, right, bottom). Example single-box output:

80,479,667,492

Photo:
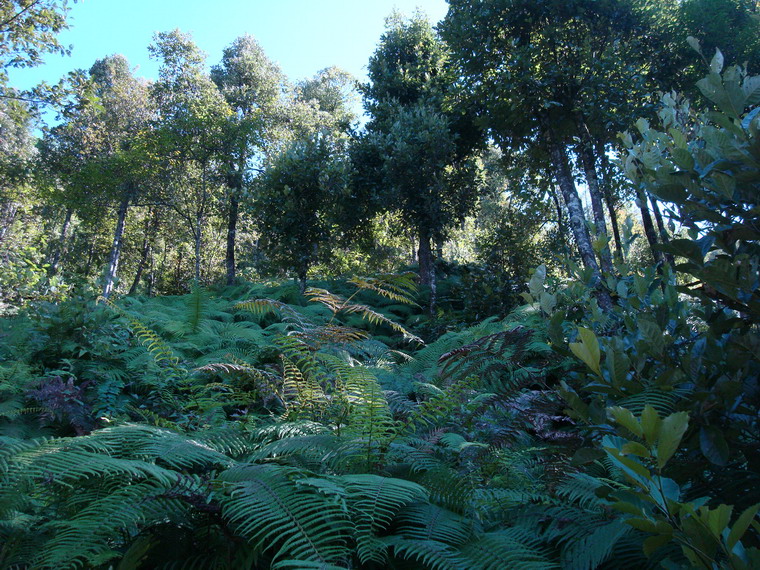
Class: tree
0,0,71,81
360,12,481,309
149,29,230,285
41,55,153,296
211,34,286,286
439,0,669,306
296,66,358,133
255,132,349,291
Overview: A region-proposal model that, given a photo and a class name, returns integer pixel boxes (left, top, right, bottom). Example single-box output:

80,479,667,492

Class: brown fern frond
292,324,369,345
437,327,547,389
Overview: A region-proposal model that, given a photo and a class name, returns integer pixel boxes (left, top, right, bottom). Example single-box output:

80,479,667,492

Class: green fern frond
219,464,352,567
555,473,611,510
306,287,422,345
235,298,311,330
458,530,558,570
396,503,476,545
348,272,419,306
186,285,210,334
341,474,428,565
560,519,632,570
385,535,469,570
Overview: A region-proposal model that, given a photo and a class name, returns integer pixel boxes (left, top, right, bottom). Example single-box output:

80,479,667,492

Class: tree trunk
418,228,436,313
194,215,203,285
543,119,611,310
637,188,663,265
596,141,624,261
102,188,133,298
0,200,19,248
129,209,159,295
147,245,155,297
225,192,239,286
577,120,613,274
49,207,73,275
549,185,569,253
650,194,674,266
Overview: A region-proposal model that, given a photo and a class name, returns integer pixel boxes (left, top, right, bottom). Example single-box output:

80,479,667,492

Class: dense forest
1,0,759,568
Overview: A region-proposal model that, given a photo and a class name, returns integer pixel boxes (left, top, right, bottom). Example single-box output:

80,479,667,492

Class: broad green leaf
686,36,701,54
639,320,664,355
710,49,724,74
727,504,760,550
627,517,658,533
641,405,661,445
528,264,546,299
622,442,650,458
707,504,733,539
699,426,729,466
643,533,673,556
656,412,689,468
609,406,643,438
743,75,760,106
569,327,601,375
539,292,556,315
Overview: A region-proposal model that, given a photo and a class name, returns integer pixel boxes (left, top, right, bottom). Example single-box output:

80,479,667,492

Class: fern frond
348,272,419,306
235,298,311,330
458,530,558,570
560,518,631,570
385,535,468,570
219,464,352,566
341,474,428,565
396,503,476,545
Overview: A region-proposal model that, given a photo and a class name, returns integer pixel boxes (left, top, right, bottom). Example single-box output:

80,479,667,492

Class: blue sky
9,0,450,91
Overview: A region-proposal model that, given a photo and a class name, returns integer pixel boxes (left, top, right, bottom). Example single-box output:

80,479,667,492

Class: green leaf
622,442,650,458
727,504,760,550
569,327,601,375
710,49,724,74
643,532,673,556
639,320,664,355
686,36,702,54
609,406,643,438
528,264,546,299
656,412,689,469
571,447,606,466
641,405,661,445
707,504,733,539
699,426,729,466
606,348,631,388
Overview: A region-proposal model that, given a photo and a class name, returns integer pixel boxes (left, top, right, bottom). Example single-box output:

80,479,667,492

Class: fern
341,474,428,565
219,464,352,568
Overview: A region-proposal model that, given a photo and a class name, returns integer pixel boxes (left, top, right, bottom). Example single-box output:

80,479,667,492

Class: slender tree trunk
225,192,239,286
0,200,19,248
129,209,159,295
596,141,624,261
650,194,674,266
543,119,611,310
577,120,613,274
49,207,73,275
418,228,436,313
549,185,568,251
102,187,134,298
194,215,203,285
147,245,155,297
85,237,96,276
637,188,663,265
650,195,669,242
